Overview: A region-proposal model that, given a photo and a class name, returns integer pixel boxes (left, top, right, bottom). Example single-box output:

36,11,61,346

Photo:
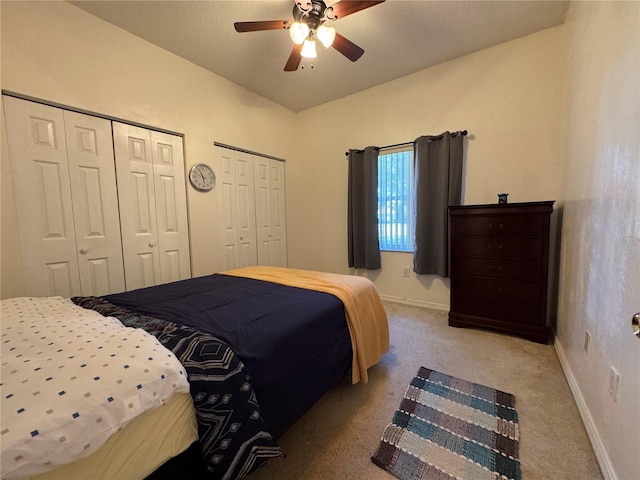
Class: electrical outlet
584,330,591,355
402,266,411,277
608,367,620,402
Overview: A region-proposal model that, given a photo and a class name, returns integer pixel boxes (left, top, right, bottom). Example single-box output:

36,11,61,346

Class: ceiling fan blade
328,0,385,20
284,44,303,71
234,20,291,33
332,32,365,62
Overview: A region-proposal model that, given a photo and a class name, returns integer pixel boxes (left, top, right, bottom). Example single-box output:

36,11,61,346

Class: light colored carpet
249,301,602,480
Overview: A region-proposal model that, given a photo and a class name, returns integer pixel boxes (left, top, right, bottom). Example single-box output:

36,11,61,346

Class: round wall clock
188,163,216,192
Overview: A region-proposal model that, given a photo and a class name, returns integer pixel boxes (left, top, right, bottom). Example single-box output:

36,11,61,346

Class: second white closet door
219,147,257,270
254,157,287,267
113,122,190,290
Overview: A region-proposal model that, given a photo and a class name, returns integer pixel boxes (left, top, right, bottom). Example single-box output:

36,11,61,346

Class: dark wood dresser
448,201,554,343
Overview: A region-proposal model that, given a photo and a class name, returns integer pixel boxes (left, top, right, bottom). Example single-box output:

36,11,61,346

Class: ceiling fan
234,0,386,71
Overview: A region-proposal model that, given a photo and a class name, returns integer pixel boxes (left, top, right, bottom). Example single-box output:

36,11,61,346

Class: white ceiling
70,0,569,112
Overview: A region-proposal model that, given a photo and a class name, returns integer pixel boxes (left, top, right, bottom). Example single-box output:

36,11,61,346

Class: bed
1,266,389,480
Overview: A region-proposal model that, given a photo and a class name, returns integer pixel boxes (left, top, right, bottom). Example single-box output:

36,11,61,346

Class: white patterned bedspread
0,297,190,480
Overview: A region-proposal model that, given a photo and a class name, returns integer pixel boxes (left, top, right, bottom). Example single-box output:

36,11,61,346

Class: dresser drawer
454,214,543,236
454,237,543,259
453,257,542,282
453,294,540,325
455,276,541,303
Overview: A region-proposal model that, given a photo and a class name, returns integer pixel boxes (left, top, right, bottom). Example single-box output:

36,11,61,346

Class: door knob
79,247,89,255
633,313,640,339
149,242,156,248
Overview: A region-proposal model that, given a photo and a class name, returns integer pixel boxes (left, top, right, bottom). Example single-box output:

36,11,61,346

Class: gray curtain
348,146,381,269
413,132,464,276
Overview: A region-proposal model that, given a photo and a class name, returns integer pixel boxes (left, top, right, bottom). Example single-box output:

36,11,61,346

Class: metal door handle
633,313,640,338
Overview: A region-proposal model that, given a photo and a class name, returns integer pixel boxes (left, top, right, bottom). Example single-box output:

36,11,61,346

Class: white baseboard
553,335,617,480
378,294,449,312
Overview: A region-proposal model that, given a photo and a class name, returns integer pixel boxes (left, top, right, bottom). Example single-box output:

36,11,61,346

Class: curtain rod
344,130,468,156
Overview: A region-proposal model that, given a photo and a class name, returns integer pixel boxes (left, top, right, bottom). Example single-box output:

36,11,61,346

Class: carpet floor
249,301,602,480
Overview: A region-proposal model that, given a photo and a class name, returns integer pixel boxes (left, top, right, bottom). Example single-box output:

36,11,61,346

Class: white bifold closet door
113,122,191,290
4,96,125,297
254,156,287,266
218,148,258,270
216,145,287,271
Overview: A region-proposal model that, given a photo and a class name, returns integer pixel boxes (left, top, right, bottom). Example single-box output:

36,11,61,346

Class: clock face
189,164,216,192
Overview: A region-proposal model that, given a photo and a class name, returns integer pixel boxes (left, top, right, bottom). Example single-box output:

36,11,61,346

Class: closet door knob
149,242,156,248
239,235,244,241
633,313,640,338
79,247,89,255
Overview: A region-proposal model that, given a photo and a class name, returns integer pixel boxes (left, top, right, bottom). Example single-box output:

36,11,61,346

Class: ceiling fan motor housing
293,0,333,30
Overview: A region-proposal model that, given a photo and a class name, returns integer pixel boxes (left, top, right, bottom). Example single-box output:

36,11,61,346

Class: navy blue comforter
74,273,352,479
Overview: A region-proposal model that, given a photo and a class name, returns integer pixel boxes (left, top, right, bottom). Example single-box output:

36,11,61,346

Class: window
377,147,414,251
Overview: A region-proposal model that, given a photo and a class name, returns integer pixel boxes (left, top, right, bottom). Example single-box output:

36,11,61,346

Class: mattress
30,392,197,480
0,297,190,480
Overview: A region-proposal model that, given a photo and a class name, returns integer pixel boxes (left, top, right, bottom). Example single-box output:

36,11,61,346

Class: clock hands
189,164,215,191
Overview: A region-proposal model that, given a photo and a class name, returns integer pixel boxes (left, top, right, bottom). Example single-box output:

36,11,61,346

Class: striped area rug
371,367,521,480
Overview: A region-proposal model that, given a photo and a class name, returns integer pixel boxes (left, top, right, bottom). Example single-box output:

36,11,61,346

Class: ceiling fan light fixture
316,25,335,48
289,22,310,44
301,37,317,58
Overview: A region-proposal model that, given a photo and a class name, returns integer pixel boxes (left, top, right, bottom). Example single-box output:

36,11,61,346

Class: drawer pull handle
488,223,493,228
498,266,503,270
498,244,503,249
499,223,504,228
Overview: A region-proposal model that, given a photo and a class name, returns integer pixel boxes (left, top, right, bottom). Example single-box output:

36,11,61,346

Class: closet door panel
64,111,125,295
216,146,258,270
219,148,239,269
234,152,258,268
254,156,272,265
254,157,287,267
151,131,191,284
233,150,257,267
3,96,81,297
113,122,160,290
269,160,287,266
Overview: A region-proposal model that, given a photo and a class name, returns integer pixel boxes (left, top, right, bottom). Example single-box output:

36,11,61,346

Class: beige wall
0,1,567,307
554,2,640,480
2,2,638,478
288,25,566,308
0,1,296,297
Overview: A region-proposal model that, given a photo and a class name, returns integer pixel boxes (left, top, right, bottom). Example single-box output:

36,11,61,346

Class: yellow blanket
223,266,389,384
